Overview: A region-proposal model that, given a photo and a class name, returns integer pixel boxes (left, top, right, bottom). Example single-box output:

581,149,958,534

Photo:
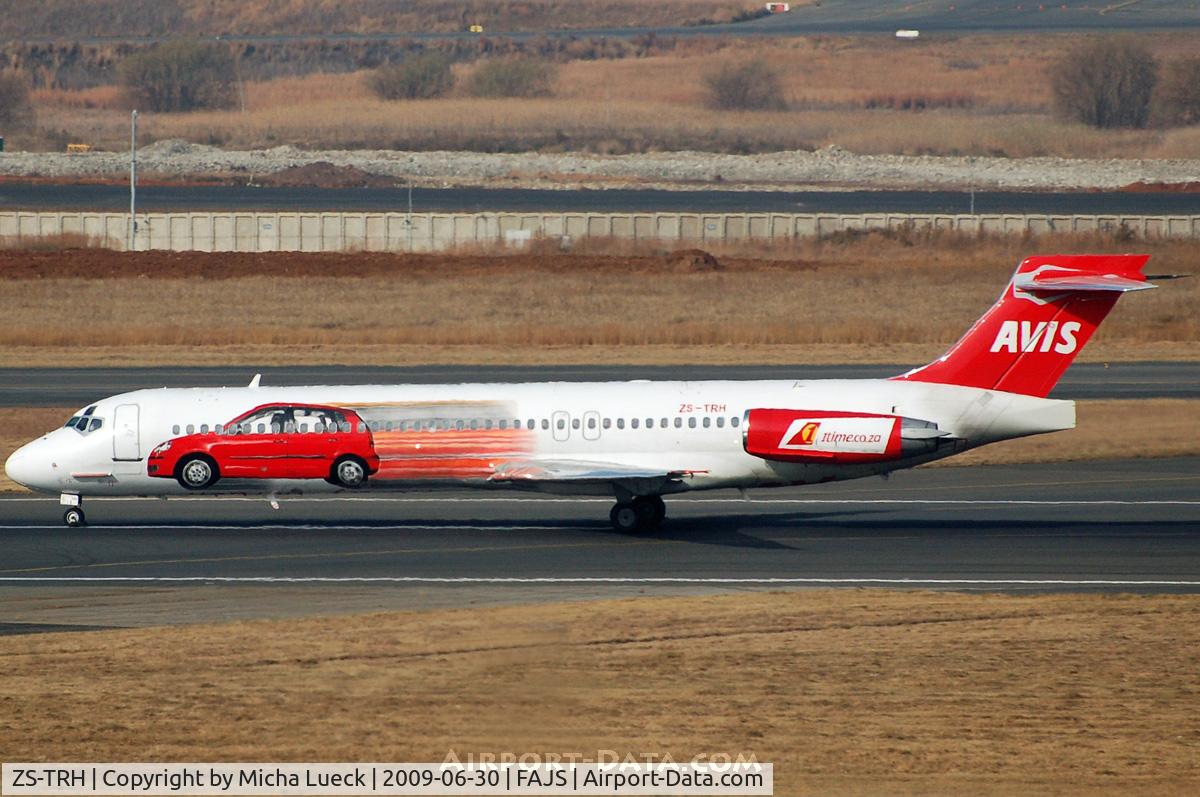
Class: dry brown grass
25,33,1200,156
0,233,1195,358
1,590,1198,794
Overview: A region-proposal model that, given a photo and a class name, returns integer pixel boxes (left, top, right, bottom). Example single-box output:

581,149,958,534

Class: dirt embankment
0,247,743,280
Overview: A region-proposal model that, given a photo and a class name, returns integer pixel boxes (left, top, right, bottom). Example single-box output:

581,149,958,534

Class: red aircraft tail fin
894,254,1154,397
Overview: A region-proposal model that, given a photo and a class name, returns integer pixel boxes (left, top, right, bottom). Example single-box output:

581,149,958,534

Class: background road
17,0,1200,43
4,185,1200,214
3,362,1197,408
2,456,1198,634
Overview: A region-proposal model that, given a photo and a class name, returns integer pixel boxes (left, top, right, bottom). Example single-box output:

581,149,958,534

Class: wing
489,459,705,490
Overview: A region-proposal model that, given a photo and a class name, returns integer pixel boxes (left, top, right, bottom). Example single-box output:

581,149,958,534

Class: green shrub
368,52,456,100
702,58,786,111
466,58,557,98
119,39,236,112
1154,57,1200,127
1050,38,1157,129
0,71,33,128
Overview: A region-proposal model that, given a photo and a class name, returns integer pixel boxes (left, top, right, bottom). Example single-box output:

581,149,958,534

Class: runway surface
3,362,1197,408
5,184,1200,214
2,457,1198,632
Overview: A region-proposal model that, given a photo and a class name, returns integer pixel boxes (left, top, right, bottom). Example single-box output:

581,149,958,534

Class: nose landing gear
60,494,86,527
610,495,666,532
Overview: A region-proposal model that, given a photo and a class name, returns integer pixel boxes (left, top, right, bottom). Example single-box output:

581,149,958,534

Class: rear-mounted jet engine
742,409,952,464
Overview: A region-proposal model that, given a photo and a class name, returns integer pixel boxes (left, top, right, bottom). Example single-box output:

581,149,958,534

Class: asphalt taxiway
1,457,1198,633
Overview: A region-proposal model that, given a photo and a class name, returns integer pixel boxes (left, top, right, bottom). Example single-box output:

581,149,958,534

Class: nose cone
5,442,45,491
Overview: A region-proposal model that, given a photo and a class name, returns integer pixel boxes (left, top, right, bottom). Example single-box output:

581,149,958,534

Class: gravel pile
2,140,1200,191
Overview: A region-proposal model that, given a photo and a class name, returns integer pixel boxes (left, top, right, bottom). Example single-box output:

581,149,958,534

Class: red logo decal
783,421,820,447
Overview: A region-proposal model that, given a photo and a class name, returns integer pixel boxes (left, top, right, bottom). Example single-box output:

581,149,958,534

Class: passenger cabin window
717,417,725,428
688,417,697,429
703,417,711,428
603,418,611,429
674,418,682,429
201,424,210,433
631,418,639,429
172,425,180,435
587,417,596,430
617,418,625,430
555,418,564,430
186,424,195,434
571,418,580,430
215,424,224,434
731,416,740,428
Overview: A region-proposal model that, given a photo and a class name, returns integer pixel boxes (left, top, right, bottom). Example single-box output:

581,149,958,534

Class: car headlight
151,441,173,456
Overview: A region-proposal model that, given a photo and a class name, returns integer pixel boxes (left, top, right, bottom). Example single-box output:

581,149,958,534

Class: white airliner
5,254,1165,531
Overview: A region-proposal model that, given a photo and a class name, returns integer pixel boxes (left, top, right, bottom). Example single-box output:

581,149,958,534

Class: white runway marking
1,576,1198,586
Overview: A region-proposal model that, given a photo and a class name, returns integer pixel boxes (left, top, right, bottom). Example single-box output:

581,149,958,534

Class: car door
211,408,291,478
288,407,342,479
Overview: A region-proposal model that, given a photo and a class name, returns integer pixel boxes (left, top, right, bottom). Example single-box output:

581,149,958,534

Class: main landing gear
60,494,86,528
610,495,666,532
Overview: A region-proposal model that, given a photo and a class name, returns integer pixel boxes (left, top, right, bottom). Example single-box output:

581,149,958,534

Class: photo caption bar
2,763,772,796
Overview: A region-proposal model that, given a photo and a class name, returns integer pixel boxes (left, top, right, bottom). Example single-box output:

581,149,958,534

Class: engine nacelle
742,408,947,464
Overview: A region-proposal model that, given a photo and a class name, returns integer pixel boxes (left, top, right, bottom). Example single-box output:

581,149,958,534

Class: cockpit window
64,406,103,435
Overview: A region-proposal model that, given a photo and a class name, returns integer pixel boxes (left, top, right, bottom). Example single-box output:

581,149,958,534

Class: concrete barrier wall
3,211,1199,252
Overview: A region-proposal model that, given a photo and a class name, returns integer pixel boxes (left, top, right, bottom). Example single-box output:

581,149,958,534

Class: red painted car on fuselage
148,403,379,489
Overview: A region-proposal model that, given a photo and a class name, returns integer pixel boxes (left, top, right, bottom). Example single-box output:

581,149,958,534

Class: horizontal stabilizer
1012,270,1155,294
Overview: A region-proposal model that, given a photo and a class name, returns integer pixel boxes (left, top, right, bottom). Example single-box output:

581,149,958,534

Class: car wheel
332,456,367,488
176,455,218,490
